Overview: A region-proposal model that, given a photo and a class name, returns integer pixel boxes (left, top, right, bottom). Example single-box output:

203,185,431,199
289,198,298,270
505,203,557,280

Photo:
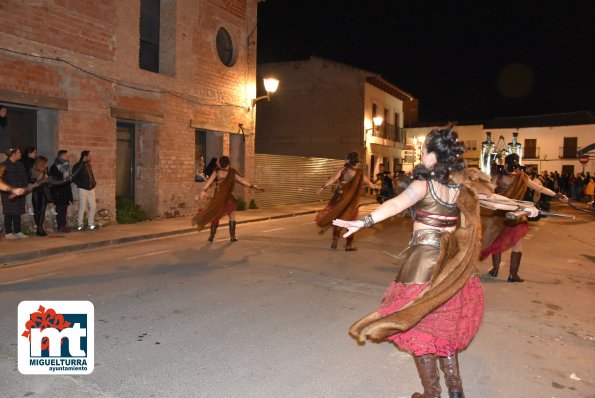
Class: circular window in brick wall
216,27,236,67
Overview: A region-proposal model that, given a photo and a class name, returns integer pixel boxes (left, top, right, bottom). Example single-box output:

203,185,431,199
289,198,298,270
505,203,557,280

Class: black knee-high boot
229,221,237,242
331,227,341,249
207,221,218,243
508,251,524,282
487,253,501,277
412,354,442,398
439,353,465,398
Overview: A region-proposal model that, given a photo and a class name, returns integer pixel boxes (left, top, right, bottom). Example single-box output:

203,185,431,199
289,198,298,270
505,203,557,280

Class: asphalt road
1,205,594,398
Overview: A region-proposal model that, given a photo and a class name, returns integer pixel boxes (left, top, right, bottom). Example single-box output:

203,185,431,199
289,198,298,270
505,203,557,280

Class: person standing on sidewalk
72,150,97,231
1,148,30,239
22,146,37,216
193,156,258,243
482,153,567,282
0,165,25,197
30,156,52,236
315,151,374,251
49,150,74,233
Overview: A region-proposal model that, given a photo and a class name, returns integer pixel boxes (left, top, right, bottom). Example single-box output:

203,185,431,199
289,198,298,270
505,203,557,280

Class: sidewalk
0,201,341,267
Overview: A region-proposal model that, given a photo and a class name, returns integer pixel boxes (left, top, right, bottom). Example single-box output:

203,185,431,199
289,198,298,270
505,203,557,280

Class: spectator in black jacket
1,148,29,239
72,150,97,231
22,146,37,216
50,150,74,233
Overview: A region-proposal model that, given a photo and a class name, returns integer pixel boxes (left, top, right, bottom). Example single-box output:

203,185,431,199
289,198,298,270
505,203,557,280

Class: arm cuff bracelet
360,214,375,228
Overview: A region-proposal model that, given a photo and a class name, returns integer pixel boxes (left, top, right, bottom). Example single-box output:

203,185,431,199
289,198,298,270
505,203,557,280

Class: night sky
257,1,595,123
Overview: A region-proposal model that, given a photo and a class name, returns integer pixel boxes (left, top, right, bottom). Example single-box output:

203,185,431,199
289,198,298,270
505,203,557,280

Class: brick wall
0,0,259,223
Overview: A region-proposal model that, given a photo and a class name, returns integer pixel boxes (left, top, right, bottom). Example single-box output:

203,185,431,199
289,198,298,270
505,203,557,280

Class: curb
0,209,318,267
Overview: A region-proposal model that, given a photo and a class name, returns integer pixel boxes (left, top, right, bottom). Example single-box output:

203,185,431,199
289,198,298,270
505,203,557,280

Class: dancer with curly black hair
334,128,539,398
315,151,375,251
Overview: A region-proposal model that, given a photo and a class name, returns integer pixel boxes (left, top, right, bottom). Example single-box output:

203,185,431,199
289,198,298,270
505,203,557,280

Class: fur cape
349,168,493,343
316,168,364,230
191,168,236,230
481,171,529,249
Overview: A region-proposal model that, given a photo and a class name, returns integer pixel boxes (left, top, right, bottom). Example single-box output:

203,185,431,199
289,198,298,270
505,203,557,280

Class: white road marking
126,250,171,260
262,228,284,233
0,272,62,286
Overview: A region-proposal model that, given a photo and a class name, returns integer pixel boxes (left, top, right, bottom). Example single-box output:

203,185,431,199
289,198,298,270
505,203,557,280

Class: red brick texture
0,0,259,221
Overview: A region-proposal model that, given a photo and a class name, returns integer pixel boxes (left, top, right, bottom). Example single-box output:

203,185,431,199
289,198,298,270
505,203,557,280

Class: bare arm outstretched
527,178,567,201
316,168,343,195
478,193,539,216
333,179,428,237
235,173,257,188
0,181,25,196
199,172,217,200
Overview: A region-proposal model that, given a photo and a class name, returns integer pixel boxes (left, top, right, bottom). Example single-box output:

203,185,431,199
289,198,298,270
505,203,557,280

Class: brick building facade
0,0,258,221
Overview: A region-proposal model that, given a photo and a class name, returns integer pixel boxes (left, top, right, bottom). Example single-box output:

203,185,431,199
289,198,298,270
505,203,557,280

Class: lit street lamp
251,77,280,108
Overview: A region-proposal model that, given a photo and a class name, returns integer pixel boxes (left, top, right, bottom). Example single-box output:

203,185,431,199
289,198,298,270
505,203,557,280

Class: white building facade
403,112,595,176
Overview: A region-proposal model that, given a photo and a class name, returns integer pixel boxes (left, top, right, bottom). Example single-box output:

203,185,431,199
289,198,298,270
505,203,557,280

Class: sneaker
88,225,97,231
77,226,84,231
14,232,30,239
5,233,17,240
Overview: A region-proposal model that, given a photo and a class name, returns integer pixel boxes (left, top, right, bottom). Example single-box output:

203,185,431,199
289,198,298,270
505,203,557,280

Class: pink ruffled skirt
377,276,484,356
480,223,528,260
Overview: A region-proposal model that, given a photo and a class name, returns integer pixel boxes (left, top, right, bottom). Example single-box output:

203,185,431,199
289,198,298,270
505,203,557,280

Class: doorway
116,122,135,199
561,165,574,176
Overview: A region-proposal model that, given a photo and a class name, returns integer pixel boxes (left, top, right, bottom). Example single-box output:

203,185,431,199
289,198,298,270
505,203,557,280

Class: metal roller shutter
252,153,346,208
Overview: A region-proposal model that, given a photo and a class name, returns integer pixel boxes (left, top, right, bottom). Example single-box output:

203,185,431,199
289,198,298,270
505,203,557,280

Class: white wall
485,124,595,174
363,83,405,176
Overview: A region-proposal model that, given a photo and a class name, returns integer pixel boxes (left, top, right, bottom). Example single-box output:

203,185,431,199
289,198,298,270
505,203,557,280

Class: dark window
524,139,537,159
562,137,577,158
139,0,160,73
216,28,235,67
562,165,574,175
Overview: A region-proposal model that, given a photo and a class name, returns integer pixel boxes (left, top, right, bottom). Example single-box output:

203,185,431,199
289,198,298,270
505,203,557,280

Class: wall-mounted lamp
251,77,279,108
365,116,383,134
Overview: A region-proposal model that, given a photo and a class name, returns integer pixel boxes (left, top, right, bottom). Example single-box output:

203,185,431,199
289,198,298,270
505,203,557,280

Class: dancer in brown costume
315,151,374,251
334,129,539,398
481,153,567,282
192,156,259,243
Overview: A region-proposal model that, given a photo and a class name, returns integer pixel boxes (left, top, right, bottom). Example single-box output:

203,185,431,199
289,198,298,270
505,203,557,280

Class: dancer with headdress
192,155,259,243
482,153,568,282
315,151,375,251
334,128,539,398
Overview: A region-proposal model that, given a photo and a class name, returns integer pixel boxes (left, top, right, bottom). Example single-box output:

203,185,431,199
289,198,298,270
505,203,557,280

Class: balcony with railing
559,146,582,159
372,123,402,142
524,147,540,159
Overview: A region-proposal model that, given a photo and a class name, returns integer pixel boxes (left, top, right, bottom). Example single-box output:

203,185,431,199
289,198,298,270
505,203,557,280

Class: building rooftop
484,111,595,129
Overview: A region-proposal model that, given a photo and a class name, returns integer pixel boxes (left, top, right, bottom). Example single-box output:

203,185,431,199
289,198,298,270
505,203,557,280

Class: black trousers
56,204,69,229
32,189,48,231
4,214,22,234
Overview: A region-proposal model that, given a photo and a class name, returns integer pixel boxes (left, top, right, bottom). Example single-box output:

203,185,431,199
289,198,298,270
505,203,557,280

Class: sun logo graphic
18,301,94,375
